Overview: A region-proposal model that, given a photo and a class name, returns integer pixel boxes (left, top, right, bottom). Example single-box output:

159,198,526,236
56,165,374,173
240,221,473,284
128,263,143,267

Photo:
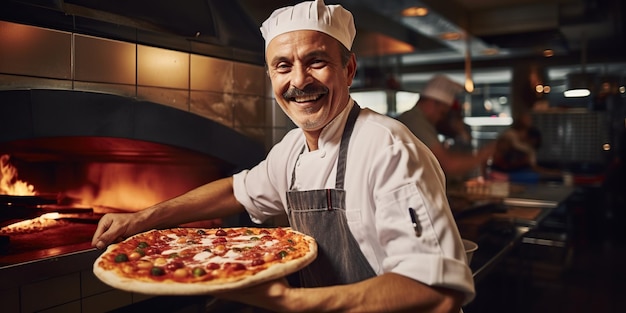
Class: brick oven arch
0,89,265,175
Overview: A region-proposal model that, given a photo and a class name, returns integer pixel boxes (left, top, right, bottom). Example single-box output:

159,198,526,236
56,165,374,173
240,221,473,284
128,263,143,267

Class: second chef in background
397,75,495,179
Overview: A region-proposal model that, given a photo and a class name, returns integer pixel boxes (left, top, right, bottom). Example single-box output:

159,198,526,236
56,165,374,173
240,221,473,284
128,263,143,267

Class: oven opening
0,137,231,261
0,89,266,264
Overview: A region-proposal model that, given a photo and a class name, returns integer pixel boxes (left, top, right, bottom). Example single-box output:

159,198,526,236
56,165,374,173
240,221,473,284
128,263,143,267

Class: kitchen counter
452,183,575,283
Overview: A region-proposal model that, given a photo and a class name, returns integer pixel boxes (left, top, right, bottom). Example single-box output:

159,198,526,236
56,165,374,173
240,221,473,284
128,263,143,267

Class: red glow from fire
1,137,225,217
0,154,37,196
62,162,213,213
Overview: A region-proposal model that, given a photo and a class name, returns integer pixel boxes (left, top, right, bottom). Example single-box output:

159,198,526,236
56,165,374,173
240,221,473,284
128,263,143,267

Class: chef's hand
478,141,497,162
91,212,139,249
212,278,291,311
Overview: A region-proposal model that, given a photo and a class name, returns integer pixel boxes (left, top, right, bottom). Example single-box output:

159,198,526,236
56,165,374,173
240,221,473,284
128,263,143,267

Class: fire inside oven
0,89,265,265
0,140,226,261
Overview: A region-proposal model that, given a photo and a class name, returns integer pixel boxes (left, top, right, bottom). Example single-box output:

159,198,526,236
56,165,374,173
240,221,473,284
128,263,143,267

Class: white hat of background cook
260,0,356,50
421,75,464,106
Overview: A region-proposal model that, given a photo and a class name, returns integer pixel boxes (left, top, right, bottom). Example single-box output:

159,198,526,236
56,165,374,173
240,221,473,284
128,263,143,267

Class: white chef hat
260,0,356,50
421,75,464,106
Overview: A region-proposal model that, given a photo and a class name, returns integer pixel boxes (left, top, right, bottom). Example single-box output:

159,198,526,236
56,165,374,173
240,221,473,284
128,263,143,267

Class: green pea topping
137,241,149,249
114,253,129,263
192,267,206,277
150,267,165,276
278,250,288,259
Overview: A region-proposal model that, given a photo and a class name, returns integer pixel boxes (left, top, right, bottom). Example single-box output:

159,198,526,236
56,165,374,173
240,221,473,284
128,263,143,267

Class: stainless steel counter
455,184,575,283
503,183,575,210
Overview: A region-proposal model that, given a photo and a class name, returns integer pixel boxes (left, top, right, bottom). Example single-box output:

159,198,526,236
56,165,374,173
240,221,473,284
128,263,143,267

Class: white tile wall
21,273,81,312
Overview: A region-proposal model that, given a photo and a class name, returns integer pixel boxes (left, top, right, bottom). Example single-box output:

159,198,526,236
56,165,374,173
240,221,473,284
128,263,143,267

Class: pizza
93,227,317,295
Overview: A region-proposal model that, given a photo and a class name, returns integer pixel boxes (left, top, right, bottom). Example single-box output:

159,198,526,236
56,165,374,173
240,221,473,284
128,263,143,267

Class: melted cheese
158,233,263,264
192,251,213,262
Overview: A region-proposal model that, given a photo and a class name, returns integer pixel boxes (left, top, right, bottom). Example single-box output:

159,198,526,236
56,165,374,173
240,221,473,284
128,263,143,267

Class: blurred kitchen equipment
462,239,478,265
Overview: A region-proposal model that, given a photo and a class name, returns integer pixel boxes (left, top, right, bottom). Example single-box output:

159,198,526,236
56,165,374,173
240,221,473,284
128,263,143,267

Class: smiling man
92,1,474,312
267,32,351,145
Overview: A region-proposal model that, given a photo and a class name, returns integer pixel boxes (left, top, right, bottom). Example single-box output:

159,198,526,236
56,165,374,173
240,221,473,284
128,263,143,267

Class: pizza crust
93,228,317,295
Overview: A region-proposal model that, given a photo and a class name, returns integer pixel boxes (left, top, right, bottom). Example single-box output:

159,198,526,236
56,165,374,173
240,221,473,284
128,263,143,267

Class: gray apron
286,103,377,287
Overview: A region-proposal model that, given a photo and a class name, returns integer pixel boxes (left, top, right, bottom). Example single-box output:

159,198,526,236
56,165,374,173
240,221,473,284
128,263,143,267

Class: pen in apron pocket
408,207,422,237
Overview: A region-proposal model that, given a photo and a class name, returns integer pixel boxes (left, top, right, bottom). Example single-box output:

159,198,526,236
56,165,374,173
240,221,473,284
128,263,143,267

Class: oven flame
0,154,37,196
62,162,205,213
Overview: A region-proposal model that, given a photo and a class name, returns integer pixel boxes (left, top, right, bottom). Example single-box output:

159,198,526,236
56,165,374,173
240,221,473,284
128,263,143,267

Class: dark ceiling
3,0,626,89
336,0,626,89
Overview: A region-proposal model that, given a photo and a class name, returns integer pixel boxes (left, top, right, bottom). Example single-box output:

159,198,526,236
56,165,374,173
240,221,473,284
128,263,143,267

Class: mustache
282,85,329,100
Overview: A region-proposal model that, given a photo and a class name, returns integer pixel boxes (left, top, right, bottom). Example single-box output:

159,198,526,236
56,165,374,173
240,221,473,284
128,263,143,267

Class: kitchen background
0,0,625,312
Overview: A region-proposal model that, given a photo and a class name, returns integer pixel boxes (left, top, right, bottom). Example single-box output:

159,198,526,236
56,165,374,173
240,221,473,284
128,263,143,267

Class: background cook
397,75,495,179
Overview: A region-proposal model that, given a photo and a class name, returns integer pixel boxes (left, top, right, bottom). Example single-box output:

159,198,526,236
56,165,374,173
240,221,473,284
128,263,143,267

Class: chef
397,75,495,178
92,1,475,311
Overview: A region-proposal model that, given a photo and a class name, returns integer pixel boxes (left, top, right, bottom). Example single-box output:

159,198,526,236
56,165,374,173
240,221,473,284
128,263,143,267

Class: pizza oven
0,1,272,310
0,89,265,267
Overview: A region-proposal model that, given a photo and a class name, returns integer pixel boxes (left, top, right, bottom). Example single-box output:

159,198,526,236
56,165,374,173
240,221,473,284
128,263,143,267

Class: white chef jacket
233,99,475,304
396,104,440,149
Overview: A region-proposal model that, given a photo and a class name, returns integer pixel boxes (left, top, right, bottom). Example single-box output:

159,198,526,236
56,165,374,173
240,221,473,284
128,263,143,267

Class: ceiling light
564,72,592,98
465,78,474,93
543,49,554,57
440,32,462,41
482,48,499,55
402,7,428,17
564,89,591,97
535,85,544,93
564,32,591,98
543,85,551,93
464,36,474,93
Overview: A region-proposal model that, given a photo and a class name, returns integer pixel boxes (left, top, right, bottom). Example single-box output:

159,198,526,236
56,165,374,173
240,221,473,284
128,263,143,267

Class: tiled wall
0,249,195,313
0,20,294,151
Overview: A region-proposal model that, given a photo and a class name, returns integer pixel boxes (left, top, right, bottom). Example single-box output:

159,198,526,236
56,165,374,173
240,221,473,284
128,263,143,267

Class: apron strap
289,103,361,191
335,103,361,189
289,145,307,190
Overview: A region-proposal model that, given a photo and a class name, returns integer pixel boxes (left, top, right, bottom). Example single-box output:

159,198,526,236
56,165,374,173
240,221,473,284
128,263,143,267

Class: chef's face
266,30,356,133
434,100,452,123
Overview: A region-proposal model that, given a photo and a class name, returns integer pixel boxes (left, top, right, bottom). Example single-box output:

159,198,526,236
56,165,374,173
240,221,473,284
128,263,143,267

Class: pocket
376,183,420,205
